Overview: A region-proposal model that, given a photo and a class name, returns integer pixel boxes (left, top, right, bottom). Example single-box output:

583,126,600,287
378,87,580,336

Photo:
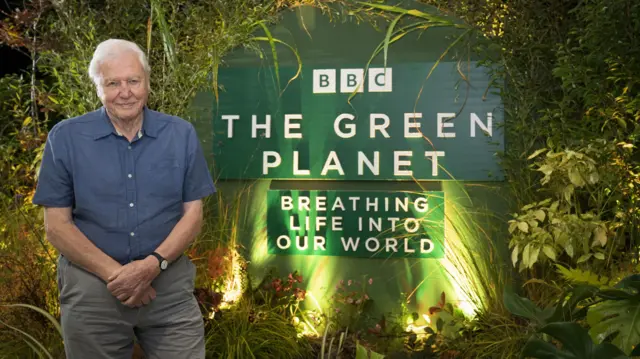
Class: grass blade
146,6,153,59
251,36,302,95
151,0,177,71
384,14,405,68
358,1,461,26
0,319,53,359
255,21,280,93
1,303,62,335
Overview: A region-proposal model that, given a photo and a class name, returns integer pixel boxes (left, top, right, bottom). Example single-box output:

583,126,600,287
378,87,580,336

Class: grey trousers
57,255,205,359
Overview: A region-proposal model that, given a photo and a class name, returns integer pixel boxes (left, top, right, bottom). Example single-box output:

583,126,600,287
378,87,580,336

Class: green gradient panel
266,190,444,258
212,4,504,181
214,63,502,181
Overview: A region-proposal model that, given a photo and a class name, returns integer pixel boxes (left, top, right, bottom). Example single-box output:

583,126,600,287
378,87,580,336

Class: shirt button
130,232,135,237
128,145,132,150
129,203,134,208
127,174,132,179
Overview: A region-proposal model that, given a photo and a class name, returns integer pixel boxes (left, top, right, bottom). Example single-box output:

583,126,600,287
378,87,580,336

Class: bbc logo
313,68,392,94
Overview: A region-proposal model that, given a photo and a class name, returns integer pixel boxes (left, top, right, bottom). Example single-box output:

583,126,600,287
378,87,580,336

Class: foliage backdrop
0,0,639,358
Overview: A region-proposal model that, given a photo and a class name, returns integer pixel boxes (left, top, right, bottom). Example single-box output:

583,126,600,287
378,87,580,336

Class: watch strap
150,252,167,270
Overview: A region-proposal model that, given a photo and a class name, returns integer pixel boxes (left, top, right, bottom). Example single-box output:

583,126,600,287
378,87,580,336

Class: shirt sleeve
183,123,216,202
32,124,74,207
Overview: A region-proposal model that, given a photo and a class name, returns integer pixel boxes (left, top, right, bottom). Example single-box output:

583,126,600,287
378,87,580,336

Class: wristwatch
149,252,169,271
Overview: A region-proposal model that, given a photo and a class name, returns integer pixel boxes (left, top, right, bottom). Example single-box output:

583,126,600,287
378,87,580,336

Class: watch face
160,260,168,270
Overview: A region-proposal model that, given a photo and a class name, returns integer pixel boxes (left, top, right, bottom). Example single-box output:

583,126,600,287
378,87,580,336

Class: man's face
98,51,149,123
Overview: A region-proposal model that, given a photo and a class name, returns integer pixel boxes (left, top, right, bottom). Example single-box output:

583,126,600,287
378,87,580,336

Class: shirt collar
94,106,158,140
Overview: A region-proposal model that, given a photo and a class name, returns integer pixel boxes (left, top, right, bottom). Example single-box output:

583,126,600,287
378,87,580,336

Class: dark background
1,0,31,77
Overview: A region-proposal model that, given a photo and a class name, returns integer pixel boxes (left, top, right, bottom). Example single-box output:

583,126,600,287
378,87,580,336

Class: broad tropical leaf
521,322,628,359
587,299,640,355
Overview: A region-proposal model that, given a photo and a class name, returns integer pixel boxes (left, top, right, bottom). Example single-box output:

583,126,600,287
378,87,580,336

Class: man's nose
119,84,133,97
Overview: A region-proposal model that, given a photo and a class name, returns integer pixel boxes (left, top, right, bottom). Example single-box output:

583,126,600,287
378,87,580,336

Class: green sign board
267,190,445,259
212,8,504,181
215,62,501,181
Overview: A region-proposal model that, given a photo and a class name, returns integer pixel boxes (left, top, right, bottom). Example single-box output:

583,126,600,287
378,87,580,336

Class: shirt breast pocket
147,159,183,199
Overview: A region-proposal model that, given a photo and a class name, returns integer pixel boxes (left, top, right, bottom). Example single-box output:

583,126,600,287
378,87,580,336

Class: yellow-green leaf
593,226,607,247
529,246,541,268
543,245,557,261
522,243,531,268
22,116,32,127
565,243,574,258
509,221,518,234
577,253,592,263
528,148,548,160
563,185,574,202
512,244,519,267
518,221,529,233
594,252,605,260
568,167,585,187
534,209,546,222
538,164,553,176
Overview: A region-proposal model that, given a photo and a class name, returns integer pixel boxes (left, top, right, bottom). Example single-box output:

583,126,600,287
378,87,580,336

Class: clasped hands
106,256,161,308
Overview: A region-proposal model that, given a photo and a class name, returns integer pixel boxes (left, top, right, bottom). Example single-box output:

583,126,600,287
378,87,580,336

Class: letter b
340,69,364,93
313,69,336,93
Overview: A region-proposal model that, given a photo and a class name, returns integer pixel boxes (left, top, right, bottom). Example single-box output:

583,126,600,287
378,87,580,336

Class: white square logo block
340,69,364,93
368,68,392,92
313,69,336,93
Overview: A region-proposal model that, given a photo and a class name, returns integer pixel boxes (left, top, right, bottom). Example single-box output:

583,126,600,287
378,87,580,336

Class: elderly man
32,38,214,358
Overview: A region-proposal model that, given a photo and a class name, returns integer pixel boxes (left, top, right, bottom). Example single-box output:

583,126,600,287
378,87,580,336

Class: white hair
88,39,150,88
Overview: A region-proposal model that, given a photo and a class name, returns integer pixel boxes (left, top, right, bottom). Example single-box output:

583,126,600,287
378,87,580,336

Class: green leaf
598,290,634,300
548,285,599,323
616,275,640,293
593,227,607,247
539,322,593,357
512,244,520,267
556,265,609,288
538,164,554,176
568,167,585,187
355,342,385,359
22,116,32,127
563,185,575,202
529,246,541,268
534,209,546,222
527,322,628,359
503,289,543,324
355,342,369,359
520,337,566,359
528,148,549,160
543,245,557,261
509,221,518,234
592,344,629,359
594,252,605,260
565,243,575,258
577,253,593,263
587,299,640,355
411,312,420,321
518,221,530,233
523,243,532,268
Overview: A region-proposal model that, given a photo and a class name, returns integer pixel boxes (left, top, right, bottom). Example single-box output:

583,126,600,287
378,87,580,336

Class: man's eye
107,82,118,87
129,80,139,84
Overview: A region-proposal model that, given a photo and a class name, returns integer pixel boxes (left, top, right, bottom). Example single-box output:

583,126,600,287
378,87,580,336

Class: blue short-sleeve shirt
32,106,216,264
